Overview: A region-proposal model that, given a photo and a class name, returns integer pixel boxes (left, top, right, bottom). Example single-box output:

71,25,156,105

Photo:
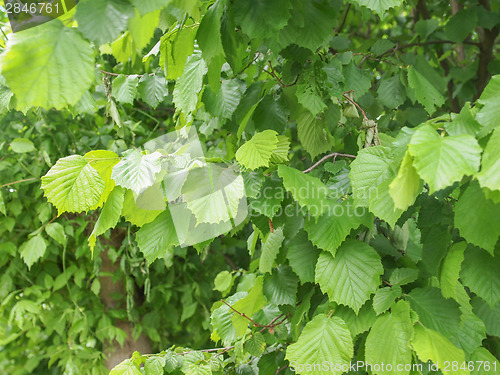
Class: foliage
1,0,500,374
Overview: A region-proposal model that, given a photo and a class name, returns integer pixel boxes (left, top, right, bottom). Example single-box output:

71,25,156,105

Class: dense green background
0,0,500,374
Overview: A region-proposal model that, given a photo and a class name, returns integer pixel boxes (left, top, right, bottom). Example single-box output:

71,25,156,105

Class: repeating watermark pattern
137,126,247,247
2,0,78,32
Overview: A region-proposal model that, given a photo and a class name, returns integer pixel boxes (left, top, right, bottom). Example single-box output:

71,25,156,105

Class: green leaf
296,110,331,159
407,287,461,337
285,314,353,375
128,8,160,52
445,102,482,137
278,165,328,215
41,155,105,214
369,178,404,227
245,332,266,357
315,240,383,313
335,302,377,338
304,198,373,256
236,130,278,170
211,292,246,345
144,356,166,375
88,186,125,251
287,230,320,284
270,136,290,163
45,223,67,247
296,83,327,117
471,297,500,337
197,0,225,63
173,50,207,114
350,146,394,207
252,94,289,133
263,265,298,305
234,0,291,40
476,75,500,136
278,0,337,52
454,182,500,255
440,242,467,300
160,24,197,80
373,286,402,315
389,151,421,211
138,74,168,108
0,191,6,216
110,359,142,375
461,247,500,308
122,189,162,227
349,0,403,15
377,75,406,109
408,125,482,194
10,138,35,153
111,149,163,195
203,80,242,119
1,20,94,110
476,127,500,192
343,62,372,98
411,325,468,375
249,178,284,218
214,271,232,293
259,227,284,274
136,210,179,264
407,66,445,114
445,9,478,43
232,276,266,335
112,75,139,105
84,150,120,208
389,268,419,286
453,308,486,355
131,0,168,14
75,0,134,46
365,300,413,375
19,235,47,270
470,348,500,375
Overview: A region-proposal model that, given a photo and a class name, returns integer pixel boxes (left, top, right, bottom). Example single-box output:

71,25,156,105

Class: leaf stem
303,152,356,174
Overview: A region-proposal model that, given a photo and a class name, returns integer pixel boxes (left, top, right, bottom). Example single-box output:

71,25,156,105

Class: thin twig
238,53,261,75
264,61,299,87
335,4,351,34
343,91,368,121
268,218,274,233
303,152,356,174
276,365,289,374
382,39,479,57
99,69,154,78
0,177,38,189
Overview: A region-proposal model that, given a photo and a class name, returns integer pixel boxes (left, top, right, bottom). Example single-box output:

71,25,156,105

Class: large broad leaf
315,239,383,312
135,210,178,264
1,20,94,110
75,0,133,46
349,0,403,15
231,276,266,335
203,79,242,119
304,198,373,256
365,300,413,375
440,242,467,300
197,0,224,63
19,235,47,270
233,0,291,40
172,50,207,114
476,75,500,136
470,348,500,375
377,75,406,109
411,325,468,375
110,359,142,375
161,24,197,80
121,190,163,227
285,314,353,375
349,146,394,206
112,75,139,105
128,8,160,52
88,186,125,252
407,287,461,338
111,149,163,195
453,308,486,355
278,0,337,52
210,292,247,345
138,74,168,108
476,127,500,192
263,265,298,306
334,302,377,338
471,297,500,337
389,151,422,211
407,66,445,114
454,182,500,255
236,130,278,170
372,286,402,315
461,246,500,308
278,165,328,215
408,125,482,194
41,155,105,214
287,230,320,284
259,227,284,274
84,150,120,208
296,110,331,159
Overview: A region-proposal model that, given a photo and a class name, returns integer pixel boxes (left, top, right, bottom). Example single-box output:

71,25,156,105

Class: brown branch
99,69,154,78
382,39,479,57
264,61,299,87
303,152,356,174
237,53,261,75
223,254,238,271
276,365,289,374
335,4,351,34
268,218,274,233
343,91,368,121
0,177,38,189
